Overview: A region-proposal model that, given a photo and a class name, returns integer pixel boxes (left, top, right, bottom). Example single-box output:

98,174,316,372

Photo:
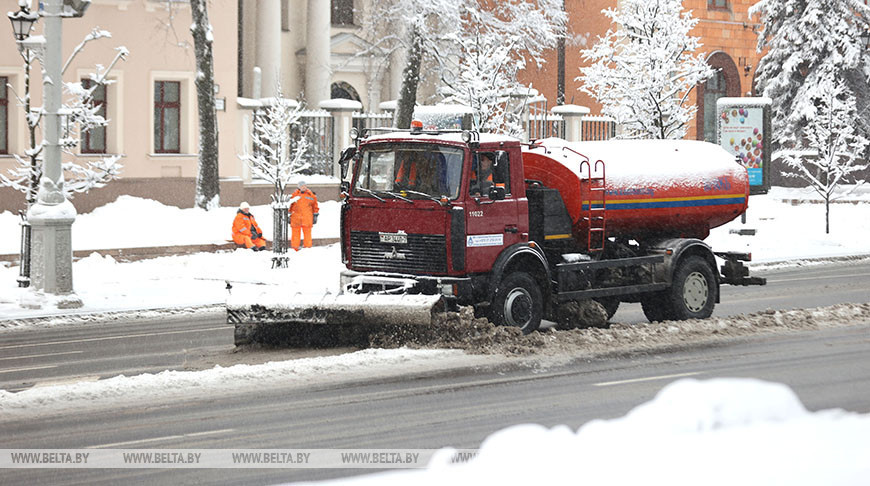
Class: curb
0,238,340,264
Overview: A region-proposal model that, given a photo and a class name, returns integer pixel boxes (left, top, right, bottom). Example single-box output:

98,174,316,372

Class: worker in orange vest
289,181,319,250
394,157,418,189
470,153,494,196
232,201,266,251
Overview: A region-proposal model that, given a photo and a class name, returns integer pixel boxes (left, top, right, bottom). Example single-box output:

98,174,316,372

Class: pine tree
578,0,714,140
780,72,869,233
750,0,870,155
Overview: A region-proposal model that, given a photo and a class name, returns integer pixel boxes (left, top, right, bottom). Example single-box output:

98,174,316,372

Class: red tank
522,139,749,240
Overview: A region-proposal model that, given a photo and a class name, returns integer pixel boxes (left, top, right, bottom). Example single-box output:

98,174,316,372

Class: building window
0,76,7,155
332,0,354,26
708,0,729,9
81,79,107,154
697,52,740,142
154,80,180,153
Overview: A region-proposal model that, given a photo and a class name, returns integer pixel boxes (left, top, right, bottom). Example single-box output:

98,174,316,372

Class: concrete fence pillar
552,104,591,142
320,99,363,178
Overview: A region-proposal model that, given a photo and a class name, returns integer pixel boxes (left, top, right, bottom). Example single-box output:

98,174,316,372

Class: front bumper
340,269,474,304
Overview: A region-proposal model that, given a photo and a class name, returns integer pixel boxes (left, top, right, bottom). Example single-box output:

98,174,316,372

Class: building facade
518,0,764,142
0,0,402,214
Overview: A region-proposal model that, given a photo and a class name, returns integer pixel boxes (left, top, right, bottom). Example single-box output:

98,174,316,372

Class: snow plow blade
227,291,446,346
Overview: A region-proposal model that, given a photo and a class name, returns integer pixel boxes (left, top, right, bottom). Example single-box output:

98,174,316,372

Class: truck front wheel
667,256,716,320
491,272,543,334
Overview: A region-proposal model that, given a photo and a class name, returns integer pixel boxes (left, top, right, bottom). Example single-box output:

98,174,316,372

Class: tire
641,293,671,323
595,297,620,321
491,272,543,334
667,256,717,320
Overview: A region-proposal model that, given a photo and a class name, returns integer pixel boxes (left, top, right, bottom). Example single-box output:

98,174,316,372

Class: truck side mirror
488,185,506,201
340,181,350,194
339,146,356,180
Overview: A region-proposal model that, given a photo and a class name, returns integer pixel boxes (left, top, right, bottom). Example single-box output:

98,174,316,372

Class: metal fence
295,110,335,175
352,112,394,133
581,115,617,141
526,100,565,140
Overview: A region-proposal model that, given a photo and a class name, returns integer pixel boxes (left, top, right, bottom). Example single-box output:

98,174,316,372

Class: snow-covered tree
780,72,868,234
239,94,310,204
749,0,870,157
438,1,566,135
362,0,564,129
577,0,714,140
189,0,220,210
0,28,126,203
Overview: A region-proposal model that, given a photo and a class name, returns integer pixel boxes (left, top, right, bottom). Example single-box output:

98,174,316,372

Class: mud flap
227,291,446,345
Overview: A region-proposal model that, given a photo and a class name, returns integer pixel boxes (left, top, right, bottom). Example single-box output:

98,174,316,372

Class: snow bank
0,348,465,420
298,378,870,486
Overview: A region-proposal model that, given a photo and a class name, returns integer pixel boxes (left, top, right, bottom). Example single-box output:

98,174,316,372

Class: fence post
552,104,590,142
319,99,363,177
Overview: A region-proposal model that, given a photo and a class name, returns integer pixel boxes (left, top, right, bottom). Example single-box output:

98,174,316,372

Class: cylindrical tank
522,139,749,240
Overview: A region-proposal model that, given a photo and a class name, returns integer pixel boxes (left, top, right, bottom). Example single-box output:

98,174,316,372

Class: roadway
2,322,869,485
2,259,870,393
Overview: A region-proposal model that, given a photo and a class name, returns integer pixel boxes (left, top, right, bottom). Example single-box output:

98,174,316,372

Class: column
320,99,363,177
552,104,591,142
256,0,281,97
305,0,331,107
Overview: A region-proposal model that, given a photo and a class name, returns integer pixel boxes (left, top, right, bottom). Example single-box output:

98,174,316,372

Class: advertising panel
716,97,771,195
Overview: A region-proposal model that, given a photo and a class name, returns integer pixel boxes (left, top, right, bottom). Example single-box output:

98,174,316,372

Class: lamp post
23,0,86,307
8,1,39,288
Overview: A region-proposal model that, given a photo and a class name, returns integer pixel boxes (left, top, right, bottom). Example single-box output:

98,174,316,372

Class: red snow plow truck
229,125,765,345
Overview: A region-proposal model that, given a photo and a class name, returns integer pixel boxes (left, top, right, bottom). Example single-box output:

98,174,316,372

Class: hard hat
297,180,307,188
239,201,250,211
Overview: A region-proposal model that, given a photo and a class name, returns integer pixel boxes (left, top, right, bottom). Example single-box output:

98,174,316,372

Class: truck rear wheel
595,297,620,321
491,272,543,334
667,256,716,320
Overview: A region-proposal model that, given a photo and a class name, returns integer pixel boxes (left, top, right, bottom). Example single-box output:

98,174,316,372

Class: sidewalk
0,237,341,264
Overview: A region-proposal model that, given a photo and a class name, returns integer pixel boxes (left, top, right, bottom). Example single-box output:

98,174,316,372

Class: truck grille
350,231,447,274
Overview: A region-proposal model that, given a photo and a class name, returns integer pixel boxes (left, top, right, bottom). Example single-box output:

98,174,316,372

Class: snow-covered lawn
1,186,869,320
297,378,870,486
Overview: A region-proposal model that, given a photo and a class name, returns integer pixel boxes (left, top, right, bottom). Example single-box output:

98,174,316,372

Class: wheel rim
504,288,533,328
683,271,709,313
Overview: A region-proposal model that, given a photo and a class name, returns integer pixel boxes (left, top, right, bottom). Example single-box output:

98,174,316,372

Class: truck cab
339,128,533,307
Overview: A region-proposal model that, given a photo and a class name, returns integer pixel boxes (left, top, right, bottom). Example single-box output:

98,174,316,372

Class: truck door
465,150,521,272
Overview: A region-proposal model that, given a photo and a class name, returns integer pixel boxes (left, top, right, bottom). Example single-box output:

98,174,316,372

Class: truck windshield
354,144,465,200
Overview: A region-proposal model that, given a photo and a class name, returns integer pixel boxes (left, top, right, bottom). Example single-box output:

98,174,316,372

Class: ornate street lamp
7,1,38,42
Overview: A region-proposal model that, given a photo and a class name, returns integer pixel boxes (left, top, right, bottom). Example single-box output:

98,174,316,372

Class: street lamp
7,1,38,42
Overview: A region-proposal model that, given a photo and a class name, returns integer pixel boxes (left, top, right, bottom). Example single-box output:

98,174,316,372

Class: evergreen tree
750,0,870,155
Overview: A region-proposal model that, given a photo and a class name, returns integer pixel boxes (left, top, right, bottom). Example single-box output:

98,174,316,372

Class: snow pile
0,196,341,254
0,348,465,420
298,378,870,486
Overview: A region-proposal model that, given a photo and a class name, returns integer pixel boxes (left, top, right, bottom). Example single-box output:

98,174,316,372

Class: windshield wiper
401,189,450,205
379,190,413,203
355,187,385,202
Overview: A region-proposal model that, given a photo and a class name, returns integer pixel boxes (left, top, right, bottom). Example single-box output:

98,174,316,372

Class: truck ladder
579,159,606,253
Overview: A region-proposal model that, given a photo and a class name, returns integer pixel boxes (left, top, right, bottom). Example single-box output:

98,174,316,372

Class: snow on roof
365,131,518,146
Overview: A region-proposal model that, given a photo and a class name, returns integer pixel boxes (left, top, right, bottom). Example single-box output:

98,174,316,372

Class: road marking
89,428,236,449
593,371,702,387
0,326,232,351
767,272,870,283
0,364,57,374
0,350,84,361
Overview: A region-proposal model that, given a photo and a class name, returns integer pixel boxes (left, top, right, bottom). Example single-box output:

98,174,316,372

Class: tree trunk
395,28,423,130
825,196,830,234
190,0,220,210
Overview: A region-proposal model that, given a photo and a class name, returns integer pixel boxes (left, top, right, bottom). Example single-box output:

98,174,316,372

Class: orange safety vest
232,210,262,240
289,188,319,227
394,159,418,186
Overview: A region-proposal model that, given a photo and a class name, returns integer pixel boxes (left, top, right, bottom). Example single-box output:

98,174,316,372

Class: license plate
379,232,408,244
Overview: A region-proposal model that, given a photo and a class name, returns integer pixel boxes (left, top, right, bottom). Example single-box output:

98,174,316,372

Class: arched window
331,81,361,105
696,52,740,142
